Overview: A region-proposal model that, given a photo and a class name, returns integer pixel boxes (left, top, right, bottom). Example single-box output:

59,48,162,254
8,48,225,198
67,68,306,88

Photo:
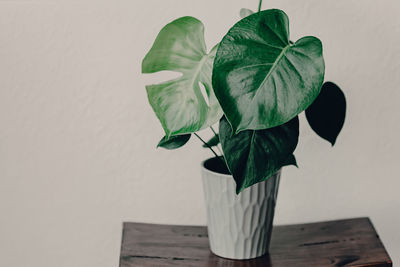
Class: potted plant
142,0,346,260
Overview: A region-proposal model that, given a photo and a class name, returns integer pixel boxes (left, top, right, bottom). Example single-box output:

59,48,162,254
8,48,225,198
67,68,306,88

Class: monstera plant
142,4,346,193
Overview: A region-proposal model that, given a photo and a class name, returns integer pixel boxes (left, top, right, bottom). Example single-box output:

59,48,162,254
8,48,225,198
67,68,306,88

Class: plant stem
258,0,263,12
209,126,223,155
194,133,226,166
194,133,219,158
210,126,218,137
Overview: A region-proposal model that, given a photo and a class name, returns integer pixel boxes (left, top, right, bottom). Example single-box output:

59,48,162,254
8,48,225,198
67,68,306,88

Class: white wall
0,1,399,266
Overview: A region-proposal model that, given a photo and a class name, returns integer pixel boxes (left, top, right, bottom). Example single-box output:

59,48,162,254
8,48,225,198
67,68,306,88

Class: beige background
1,0,399,266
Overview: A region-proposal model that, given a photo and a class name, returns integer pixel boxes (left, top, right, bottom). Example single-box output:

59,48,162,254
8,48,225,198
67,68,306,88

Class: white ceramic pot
201,158,281,260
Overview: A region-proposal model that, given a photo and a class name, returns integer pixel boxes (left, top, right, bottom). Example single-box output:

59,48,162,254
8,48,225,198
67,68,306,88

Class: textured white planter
201,158,281,260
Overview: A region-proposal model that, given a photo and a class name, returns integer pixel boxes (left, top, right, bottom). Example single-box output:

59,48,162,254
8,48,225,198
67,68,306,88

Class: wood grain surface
120,218,392,267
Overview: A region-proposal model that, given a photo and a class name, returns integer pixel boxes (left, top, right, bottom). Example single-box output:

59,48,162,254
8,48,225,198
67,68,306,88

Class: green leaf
213,9,325,134
157,134,191,150
202,134,220,148
305,82,346,146
219,116,299,194
239,8,254,18
142,17,223,138
283,154,298,167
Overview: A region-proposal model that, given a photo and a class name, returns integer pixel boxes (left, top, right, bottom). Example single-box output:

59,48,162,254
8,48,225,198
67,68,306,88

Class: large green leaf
142,17,223,138
213,9,325,134
219,116,299,193
305,82,346,146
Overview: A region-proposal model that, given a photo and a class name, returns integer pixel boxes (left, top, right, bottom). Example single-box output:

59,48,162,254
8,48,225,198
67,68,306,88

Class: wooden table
120,217,392,267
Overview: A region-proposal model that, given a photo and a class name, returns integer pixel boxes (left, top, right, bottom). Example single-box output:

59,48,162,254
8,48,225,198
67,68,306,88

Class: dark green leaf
202,134,220,148
219,116,299,194
143,17,223,138
283,154,298,168
213,9,325,133
157,134,191,150
305,82,346,146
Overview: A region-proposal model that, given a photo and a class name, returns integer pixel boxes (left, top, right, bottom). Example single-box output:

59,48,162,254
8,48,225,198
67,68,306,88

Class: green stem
194,133,225,165
194,133,219,158
258,0,263,12
210,126,223,155
210,126,218,137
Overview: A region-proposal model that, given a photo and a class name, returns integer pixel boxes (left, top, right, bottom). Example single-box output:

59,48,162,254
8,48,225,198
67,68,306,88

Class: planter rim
202,157,282,178
201,157,232,179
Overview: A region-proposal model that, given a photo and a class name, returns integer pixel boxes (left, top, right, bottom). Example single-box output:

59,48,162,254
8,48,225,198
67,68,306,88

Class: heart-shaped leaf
305,82,346,145
202,134,220,148
157,134,191,150
213,9,325,134
219,115,299,193
143,17,223,138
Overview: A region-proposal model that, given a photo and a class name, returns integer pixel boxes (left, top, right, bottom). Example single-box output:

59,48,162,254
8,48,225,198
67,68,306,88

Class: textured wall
0,1,399,266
